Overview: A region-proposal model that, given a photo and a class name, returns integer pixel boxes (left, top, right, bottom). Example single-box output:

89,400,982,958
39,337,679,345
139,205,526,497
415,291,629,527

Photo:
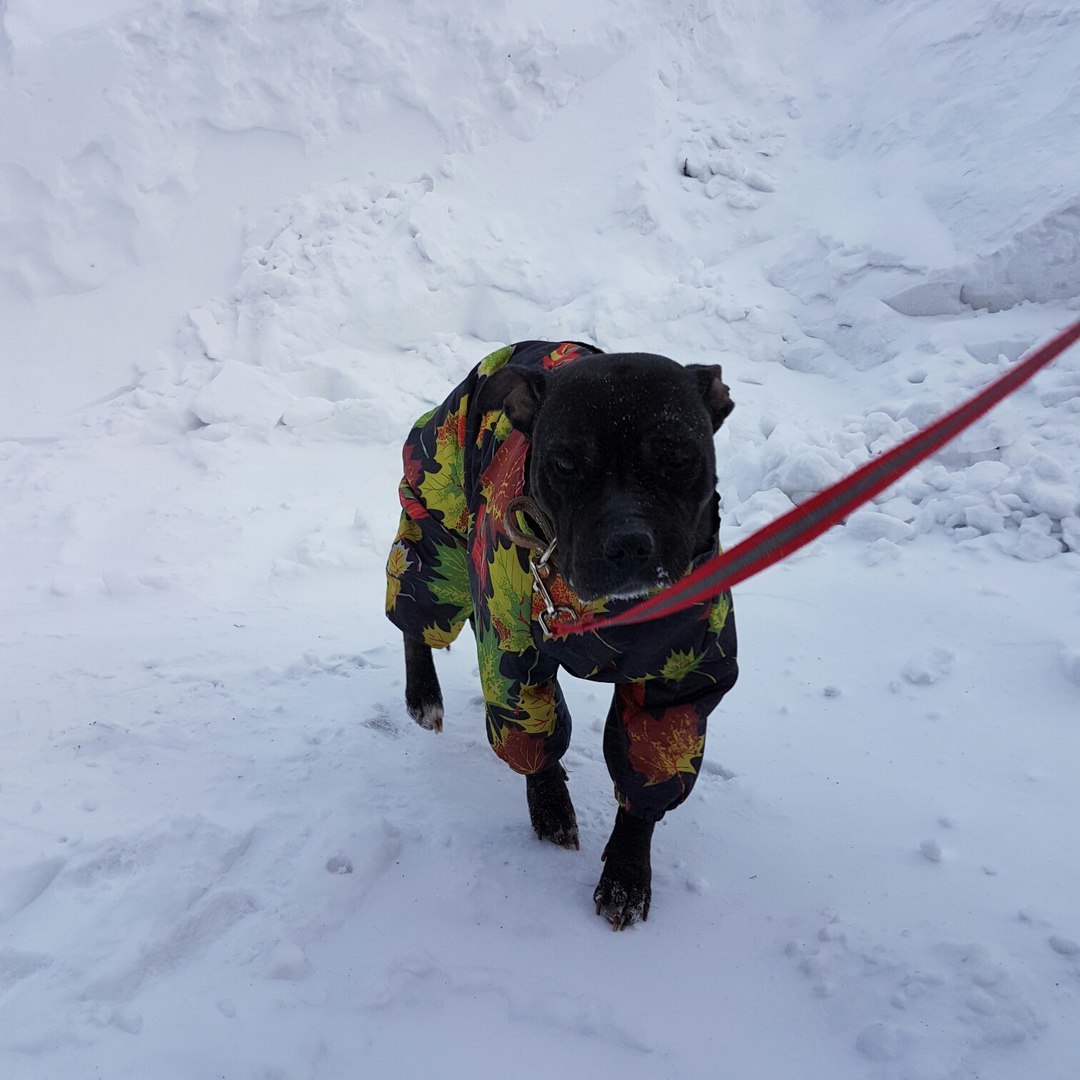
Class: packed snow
2,1,1079,1077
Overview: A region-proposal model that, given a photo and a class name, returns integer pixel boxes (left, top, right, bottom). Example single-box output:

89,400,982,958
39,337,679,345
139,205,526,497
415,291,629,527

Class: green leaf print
708,592,731,636
419,464,468,534
477,625,514,704
477,345,514,375
660,647,705,683
488,544,533,654
429,541,472,626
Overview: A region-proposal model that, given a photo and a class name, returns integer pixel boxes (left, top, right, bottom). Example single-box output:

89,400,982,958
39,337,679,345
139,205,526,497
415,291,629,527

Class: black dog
385,340,738,928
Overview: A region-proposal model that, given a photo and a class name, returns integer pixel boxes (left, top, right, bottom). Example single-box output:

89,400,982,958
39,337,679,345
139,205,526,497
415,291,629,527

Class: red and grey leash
551,317,1080,639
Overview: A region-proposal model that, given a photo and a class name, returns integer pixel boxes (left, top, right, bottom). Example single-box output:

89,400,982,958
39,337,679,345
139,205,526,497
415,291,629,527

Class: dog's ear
687,364,734,431
476,367,547,434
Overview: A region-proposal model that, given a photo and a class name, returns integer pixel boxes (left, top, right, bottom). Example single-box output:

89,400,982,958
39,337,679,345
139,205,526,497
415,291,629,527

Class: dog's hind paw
526,766,579,850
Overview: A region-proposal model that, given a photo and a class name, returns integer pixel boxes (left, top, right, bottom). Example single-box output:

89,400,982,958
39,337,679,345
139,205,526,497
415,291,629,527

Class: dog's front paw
594,863,651,931
407,700,443,732
403,635,443,732
526,765,579,849
594,809,655,930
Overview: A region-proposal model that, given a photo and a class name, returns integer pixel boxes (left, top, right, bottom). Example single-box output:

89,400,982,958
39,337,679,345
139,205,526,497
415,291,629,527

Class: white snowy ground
2,1,1080,1077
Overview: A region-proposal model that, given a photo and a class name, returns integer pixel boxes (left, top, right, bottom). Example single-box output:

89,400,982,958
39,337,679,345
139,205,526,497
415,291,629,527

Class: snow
2,0,1079,1077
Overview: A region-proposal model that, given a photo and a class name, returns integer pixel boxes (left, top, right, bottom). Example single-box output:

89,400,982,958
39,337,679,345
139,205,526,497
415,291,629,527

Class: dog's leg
404,633,443,732
594,808,654,930
525,764,579,850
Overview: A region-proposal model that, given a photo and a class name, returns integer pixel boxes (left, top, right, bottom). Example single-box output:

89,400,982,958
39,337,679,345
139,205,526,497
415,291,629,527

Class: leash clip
505,496,576,639
530,538,576,639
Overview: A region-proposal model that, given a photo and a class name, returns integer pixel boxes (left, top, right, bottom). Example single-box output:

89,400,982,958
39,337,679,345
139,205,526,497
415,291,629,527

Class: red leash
551,318,1080,638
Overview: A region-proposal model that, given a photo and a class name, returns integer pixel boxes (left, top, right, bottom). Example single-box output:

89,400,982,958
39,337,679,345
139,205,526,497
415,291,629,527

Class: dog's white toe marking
410,703,443,732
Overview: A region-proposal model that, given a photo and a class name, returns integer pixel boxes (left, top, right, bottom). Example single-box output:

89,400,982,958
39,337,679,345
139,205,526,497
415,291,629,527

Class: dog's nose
602,524,656,572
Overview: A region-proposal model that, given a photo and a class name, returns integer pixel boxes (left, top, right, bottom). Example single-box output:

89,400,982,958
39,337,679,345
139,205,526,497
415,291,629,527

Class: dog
385,340,738,929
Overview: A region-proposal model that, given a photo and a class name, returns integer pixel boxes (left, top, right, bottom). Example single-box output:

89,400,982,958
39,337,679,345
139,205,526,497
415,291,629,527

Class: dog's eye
658,448,697,472
553,455,576,476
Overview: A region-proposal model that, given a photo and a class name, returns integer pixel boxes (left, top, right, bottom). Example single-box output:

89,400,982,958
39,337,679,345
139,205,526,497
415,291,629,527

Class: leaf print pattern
542,341,591,372
428,542,471,627
477,344,514,376
419,401,470,536
479,430,529,539
487,542,533,653
422,624,457,650
385,573,401,613
514,683,559,736
620,683,704,788
491,725,548,775
386,541,410,579
659,647,705,683
708,591,731,636
385,340,738,818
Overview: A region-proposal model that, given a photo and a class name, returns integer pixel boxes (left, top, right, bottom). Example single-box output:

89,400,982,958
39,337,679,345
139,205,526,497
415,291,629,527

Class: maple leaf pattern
475,406,513,448
398,477,428,521
487,542,533,654
415,399,469,534
619,683,704,787
708,592,731,636
471,503,489,594
395,516,423,544
477,627,514,706
513,682,559,736
478,345,514,375
436,400,469,455
428,542,472,627
419,464,467,535
385,574,401,613
660,647,704,683
422,623,458,650
479,430,528,538
385,536,413,613
402,440,425,493
386,541,410,579
542,342,585,371
492,726,548,775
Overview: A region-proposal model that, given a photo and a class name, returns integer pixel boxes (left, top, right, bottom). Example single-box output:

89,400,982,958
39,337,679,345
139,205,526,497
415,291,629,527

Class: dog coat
386,340,738,820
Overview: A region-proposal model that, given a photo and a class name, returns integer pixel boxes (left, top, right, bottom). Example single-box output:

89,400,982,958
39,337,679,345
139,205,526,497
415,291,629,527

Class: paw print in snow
786,914,1044,1075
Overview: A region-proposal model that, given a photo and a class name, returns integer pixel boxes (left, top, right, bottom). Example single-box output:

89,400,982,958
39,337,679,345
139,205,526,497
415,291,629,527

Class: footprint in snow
786,914,1043,1072
0,948,53,993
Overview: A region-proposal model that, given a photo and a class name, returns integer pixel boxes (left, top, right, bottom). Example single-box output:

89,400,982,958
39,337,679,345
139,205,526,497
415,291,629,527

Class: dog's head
479,353,733,601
